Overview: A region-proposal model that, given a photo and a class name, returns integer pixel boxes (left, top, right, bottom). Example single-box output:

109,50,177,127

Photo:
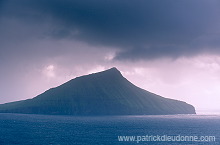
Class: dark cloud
1,0,220,60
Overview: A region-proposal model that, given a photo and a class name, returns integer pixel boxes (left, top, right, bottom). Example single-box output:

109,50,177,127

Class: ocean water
0,114,219,145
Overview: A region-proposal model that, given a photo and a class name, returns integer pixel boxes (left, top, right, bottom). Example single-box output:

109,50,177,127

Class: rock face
0,67,196,115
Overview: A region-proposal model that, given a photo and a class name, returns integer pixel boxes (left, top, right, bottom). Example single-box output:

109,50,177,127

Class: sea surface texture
0,114,219,145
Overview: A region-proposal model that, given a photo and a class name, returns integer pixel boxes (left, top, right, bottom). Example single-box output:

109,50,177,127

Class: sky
1,0,220,112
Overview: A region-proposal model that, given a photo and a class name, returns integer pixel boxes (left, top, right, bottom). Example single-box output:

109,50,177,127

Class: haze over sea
0,113,219,145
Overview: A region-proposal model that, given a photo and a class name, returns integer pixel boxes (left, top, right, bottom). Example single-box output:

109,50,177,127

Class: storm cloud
1,0,220,60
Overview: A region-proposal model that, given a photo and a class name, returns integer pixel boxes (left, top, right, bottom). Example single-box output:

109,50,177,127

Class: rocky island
0,67,196,115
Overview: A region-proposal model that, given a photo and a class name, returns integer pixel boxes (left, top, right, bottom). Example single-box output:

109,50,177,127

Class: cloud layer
1,0,220,60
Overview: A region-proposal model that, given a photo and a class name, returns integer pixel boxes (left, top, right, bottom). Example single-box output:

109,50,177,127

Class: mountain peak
89,67,122,78
102,67,121,74
108,67,119,71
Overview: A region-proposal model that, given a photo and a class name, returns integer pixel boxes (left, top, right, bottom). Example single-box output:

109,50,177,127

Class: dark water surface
0,113,219,145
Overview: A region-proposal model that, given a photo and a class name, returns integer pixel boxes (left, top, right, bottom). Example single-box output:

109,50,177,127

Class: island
0,67,196,115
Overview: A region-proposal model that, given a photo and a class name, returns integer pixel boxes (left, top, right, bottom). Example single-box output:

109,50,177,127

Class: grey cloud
1,0,220,60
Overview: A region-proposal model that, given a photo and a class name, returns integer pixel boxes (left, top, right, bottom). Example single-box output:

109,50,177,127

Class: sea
0,113,219,145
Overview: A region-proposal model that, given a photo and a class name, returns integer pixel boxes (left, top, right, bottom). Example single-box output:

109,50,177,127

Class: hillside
0,67,196,115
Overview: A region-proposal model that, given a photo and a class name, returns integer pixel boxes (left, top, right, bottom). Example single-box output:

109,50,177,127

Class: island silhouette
0,67,195,115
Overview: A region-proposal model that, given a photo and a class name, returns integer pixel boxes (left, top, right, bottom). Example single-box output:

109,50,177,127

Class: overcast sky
1,0,220,113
